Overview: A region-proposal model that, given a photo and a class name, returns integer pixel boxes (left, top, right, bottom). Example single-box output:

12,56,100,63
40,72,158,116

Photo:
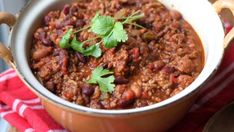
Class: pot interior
10,0,224,114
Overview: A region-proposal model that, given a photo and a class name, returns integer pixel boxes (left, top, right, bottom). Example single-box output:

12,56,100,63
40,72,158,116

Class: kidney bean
152,60,165,72
97,101,105,109
32,47,52,61
119,89,136,108
46,81,55,92
162,66,175,74
114,76,129,84
76,53,86,63
75,20,86,28
118,99,133,108
42,36,52,46
38,31,45,38
123,90,135,100
69,5,78,15
55,20,63,29
37,30,52,46
44,15,51,25
63,5,70,15
63,19,73,26
82,84,95,96
57,49,69,74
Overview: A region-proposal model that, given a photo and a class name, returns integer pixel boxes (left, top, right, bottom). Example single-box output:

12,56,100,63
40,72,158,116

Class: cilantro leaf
103,32,118,48
98,68,114,76
92,13,100,24
88,67,113,83
71,38,101,58
112,22,128,42
83,43,102,58
71,38,85,53
102,22,127,48
98,76,115,93
91,15,115,36
88,67,115,93
59,29,73,48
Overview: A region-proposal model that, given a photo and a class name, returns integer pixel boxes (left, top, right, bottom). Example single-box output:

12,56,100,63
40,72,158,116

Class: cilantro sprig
90,11,143,48
91,13,115,36
59,11,144,59
59,30,102,58
88,67,115,93
59,29,73,49
71,38,102,58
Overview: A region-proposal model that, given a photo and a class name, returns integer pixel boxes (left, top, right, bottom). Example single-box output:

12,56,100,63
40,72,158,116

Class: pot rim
9,0,225,115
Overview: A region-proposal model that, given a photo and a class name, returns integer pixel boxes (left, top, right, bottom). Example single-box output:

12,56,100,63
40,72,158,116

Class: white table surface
0,118,10,132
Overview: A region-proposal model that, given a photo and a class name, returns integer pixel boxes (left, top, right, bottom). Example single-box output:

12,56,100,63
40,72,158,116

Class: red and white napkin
0,24,234,132
0,70,68,132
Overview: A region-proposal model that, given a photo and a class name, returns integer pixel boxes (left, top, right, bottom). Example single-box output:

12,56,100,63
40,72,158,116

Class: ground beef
31,0,204,109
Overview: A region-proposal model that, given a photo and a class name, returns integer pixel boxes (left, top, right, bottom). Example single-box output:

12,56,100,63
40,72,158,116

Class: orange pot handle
0,12,16,66
213,0,234,49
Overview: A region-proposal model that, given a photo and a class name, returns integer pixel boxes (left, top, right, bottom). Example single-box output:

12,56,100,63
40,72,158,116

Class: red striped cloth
0,24,233,132
0,70,68,132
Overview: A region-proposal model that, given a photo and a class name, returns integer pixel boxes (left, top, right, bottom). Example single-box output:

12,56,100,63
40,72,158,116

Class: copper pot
0,0,234,131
